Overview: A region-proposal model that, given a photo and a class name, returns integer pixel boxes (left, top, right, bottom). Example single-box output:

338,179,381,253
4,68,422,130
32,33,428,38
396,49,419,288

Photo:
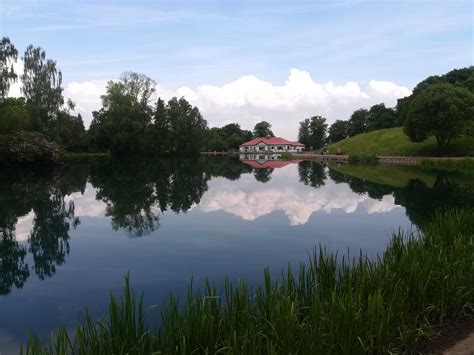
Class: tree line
0,37,87,153
298,67,474,153
2,36,472,158
0,36,282,159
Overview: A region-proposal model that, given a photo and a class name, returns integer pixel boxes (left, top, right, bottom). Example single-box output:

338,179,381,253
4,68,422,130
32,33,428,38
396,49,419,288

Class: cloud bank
198,166,401,225
10,68,411,139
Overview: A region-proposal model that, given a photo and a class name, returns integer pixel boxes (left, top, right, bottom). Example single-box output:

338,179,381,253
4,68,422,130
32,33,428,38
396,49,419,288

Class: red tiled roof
240,137,305,147
241,160,302,169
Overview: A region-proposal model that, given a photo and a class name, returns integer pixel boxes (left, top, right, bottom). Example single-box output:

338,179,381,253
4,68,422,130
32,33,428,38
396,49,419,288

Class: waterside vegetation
2,35,473,163
327,127,474,157
22,208,474,354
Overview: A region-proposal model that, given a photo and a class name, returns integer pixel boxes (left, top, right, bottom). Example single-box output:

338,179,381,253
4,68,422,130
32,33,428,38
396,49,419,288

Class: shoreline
202,151,474,166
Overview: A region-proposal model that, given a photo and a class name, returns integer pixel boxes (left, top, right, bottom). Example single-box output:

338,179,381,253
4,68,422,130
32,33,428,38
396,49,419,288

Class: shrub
0,131,62,165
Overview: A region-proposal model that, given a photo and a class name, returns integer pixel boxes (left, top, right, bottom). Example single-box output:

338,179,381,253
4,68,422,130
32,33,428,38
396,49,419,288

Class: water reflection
0,169,82,293
0,157,473,295
299,160,327,188
328,167,474,227
199,163,399,225
0,232,29,295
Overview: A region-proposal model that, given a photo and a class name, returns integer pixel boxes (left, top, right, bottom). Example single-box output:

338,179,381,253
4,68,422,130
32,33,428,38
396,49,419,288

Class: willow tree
21,45,64,128
0,37,18,99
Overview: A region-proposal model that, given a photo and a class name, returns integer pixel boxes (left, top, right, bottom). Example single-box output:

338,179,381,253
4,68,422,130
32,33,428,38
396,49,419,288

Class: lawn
327,127,474,157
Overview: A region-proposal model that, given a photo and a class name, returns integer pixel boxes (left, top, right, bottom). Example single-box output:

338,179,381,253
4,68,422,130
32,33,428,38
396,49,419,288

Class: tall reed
22,208,474,354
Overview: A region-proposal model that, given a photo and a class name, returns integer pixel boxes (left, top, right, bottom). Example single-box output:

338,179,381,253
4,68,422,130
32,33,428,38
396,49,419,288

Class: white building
239,137,305,153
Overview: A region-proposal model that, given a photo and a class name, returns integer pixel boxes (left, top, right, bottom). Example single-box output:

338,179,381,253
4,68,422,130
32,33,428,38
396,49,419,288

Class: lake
1,156,473,352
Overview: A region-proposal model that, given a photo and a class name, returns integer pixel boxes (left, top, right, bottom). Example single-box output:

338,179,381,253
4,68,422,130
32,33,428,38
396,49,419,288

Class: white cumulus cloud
198,165,401,225
63,183,107,217
10,68,411,139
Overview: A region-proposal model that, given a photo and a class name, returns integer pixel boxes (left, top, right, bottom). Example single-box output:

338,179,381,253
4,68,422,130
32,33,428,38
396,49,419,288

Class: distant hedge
0,131,62,165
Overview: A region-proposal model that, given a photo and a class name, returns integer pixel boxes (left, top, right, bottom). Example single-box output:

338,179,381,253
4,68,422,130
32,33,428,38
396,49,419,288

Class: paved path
442,331,474,355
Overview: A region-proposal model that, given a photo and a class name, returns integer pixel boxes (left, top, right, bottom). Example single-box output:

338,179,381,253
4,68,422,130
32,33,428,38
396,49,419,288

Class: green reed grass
22,208,474,354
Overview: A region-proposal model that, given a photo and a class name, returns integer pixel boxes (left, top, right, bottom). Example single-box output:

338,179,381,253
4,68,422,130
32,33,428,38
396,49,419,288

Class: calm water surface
0,156,473,352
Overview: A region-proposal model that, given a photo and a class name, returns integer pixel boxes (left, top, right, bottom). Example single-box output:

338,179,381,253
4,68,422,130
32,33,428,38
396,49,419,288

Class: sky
2,0,473,139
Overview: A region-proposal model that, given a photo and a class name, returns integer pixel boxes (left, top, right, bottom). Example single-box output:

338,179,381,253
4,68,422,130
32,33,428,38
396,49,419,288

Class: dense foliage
404,83,474,154
397,66,474,125
327,119,349,143
22,208,474,354
0,37,18,98
399,67,474,153
2,34,473,158
0,37,86,161
326,104,398,146
0,131,61,164
298,116,328,149
88,73,208,156
204,123,253,151
325,67,473,155
253,120,274,138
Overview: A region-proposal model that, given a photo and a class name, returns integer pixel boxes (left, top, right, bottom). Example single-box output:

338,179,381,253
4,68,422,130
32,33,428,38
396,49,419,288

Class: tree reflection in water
88,157,250,237
253,168,274,183
328,166,474,227
0,167,85,293
0,157,473,294
298,160,326,188
0,228,29,295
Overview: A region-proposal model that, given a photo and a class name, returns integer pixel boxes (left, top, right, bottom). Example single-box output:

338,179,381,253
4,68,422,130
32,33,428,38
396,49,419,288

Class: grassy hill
327,127,474,156
329,162,474,188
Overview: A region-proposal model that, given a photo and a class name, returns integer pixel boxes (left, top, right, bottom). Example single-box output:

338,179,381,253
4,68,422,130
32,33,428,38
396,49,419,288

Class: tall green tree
0,98,36,134
222,123,242,137
253,121,274,137
21,45,64,128
91,72,156,155
166,97,208,154
365,103,397,132
327,120,349,143
203,123,252,151
54,112,87,151
150,97,170,153
347,108,369,137
309,116,328,149
298,119,311,147
397,66,474,125
298,116,328,149
404,83,474,154
0,37,18,99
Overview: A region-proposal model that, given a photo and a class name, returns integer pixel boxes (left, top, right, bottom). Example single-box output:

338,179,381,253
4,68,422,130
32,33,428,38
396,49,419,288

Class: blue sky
2,0,473,136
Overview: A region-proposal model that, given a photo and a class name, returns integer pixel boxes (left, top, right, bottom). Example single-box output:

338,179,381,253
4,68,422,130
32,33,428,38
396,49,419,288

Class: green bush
0,131,62,165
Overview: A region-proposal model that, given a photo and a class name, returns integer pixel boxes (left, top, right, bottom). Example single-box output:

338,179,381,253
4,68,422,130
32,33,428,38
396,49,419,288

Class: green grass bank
327,127,474,157
23,209,474,354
